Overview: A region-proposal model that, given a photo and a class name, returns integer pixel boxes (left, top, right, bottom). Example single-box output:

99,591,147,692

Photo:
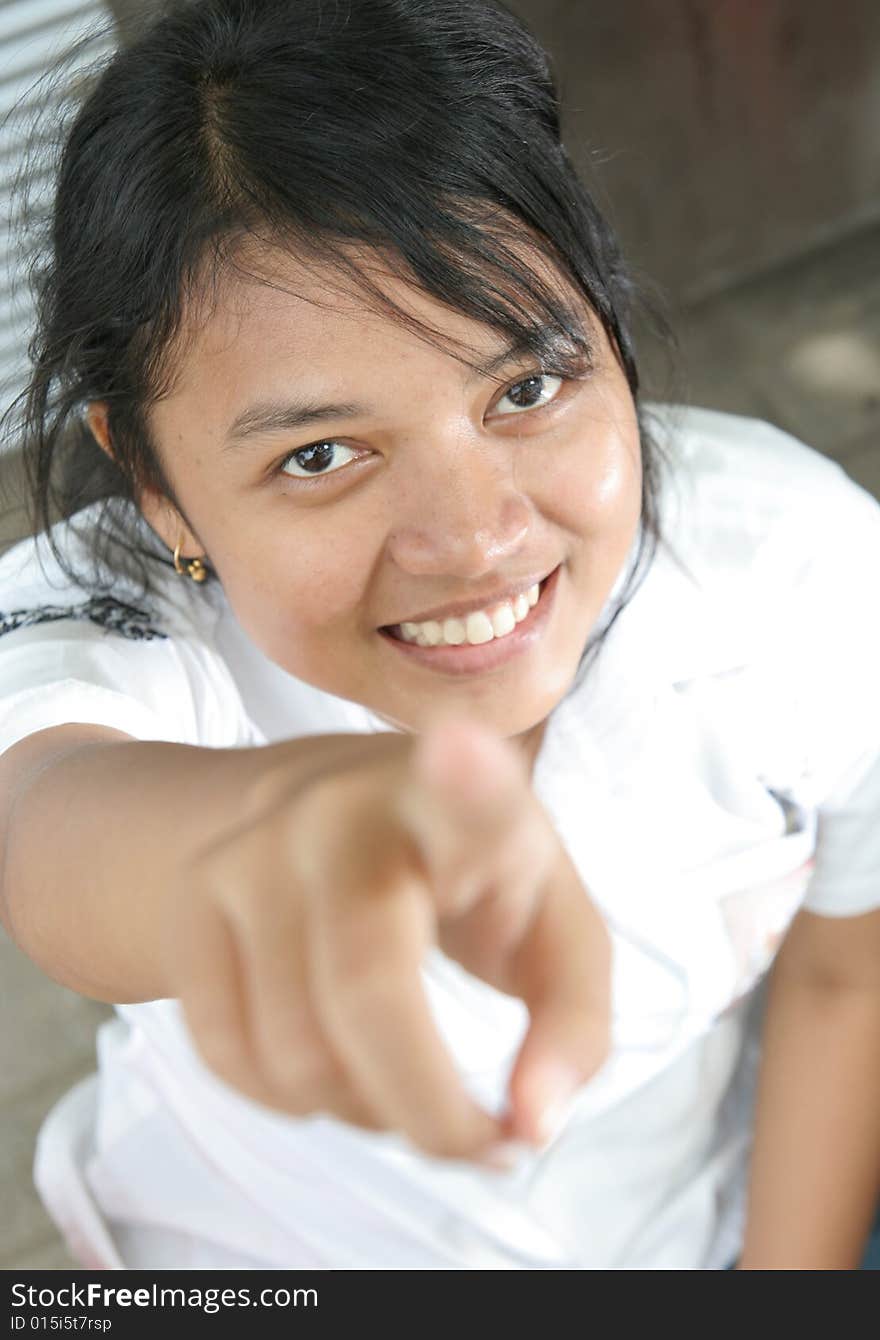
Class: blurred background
1,0,879,1268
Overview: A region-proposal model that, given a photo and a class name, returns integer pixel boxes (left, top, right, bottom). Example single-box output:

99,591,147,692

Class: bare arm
0,724,396,1002
739,906,880,1269
0,719,609,1156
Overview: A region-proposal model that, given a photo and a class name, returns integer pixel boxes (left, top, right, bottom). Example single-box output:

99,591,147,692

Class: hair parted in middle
21,0,665,665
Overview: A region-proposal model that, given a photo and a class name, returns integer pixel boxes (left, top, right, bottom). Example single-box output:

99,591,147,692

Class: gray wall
511,0,880,302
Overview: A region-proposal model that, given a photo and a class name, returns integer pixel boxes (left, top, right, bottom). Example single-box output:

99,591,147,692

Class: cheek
216,508,378,671
539,398,643,539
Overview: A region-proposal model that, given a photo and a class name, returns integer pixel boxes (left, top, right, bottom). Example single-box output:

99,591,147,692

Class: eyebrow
224,398,366,449
222,330,585,449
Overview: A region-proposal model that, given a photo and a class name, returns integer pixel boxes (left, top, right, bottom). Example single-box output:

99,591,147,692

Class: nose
386,448,533,578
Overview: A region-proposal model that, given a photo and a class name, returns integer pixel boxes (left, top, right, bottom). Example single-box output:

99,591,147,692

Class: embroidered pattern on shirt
0,597,168,642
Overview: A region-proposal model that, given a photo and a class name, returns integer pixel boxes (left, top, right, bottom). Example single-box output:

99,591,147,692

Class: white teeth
490,604,516,638
393,580,546,648
465,611,494,645
442,617,466,645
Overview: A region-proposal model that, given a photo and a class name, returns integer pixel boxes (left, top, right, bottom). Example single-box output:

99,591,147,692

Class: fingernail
535,1071,581,1146
537,1094,575,1147
476,1140,536,1172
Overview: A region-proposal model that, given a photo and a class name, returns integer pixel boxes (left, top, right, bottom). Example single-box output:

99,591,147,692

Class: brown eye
493,373,563,415
280,441,357,478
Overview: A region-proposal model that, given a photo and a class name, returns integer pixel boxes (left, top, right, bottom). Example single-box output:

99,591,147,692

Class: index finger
502,848,612,1146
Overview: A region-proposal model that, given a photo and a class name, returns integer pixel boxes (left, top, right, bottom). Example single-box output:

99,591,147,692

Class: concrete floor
1,221,879,1270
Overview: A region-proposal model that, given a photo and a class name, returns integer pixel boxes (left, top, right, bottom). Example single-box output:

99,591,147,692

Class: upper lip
383,568,557,628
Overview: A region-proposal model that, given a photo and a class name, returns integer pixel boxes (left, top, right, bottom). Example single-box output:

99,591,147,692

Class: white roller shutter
0,0,116,447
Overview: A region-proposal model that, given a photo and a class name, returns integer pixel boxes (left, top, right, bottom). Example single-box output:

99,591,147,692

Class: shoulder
645,403,880,595
647,402,849,491
628,405,880,800
0,501,218,647
0,504,252,751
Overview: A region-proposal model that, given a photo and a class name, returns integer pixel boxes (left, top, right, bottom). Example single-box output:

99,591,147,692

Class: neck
515,717,549,778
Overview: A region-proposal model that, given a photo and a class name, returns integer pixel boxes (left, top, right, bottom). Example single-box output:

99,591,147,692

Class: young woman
1,0,879,1269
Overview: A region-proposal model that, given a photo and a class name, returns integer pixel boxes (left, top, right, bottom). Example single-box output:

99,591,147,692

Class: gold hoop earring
173,538,208,584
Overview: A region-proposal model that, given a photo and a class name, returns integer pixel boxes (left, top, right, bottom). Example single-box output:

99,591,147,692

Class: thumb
414,714,526,814
402,716,534,914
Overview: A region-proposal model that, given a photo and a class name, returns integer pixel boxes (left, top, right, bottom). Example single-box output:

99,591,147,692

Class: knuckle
415,1128,477,1161
187,820,251,876
433,860,483,912
185,842,256,914
327,953,400,1016
294,768,368,834
188,814,291,897
319,901,407,983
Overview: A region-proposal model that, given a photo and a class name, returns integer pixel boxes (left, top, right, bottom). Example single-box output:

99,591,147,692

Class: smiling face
123,246,643,749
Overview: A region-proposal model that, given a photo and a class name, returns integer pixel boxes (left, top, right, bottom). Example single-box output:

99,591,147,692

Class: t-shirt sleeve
0,621,203,755
0,556,254,756
783,464,880,918
804,752,880,917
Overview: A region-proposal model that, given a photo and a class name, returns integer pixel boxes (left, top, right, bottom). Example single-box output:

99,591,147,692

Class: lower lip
378,567,561,677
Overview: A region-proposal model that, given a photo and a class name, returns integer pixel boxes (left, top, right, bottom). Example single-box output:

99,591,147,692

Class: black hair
12,0,667,664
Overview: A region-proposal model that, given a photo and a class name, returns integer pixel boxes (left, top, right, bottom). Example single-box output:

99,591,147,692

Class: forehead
200,251,477,360
166,236,592,394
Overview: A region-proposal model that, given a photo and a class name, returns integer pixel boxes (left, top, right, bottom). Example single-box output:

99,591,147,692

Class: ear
86,401,205,561
86,401,113,458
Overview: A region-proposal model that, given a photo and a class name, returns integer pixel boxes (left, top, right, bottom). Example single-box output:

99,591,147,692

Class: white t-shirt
2,405,879,1269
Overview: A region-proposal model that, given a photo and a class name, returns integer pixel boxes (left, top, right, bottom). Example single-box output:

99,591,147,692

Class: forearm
740,913,880,1269
0,727,392,1003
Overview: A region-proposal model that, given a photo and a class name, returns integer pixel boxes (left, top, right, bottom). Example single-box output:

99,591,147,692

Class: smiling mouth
381,573,555,649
